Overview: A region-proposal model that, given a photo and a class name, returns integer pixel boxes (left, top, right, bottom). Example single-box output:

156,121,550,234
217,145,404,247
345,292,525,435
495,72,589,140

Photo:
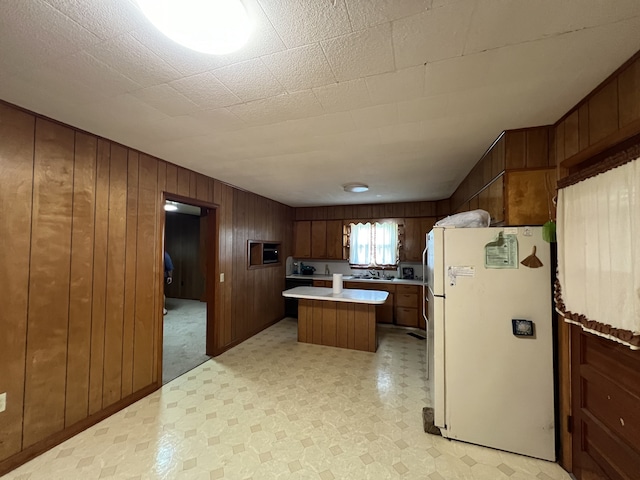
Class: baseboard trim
0,383,159,476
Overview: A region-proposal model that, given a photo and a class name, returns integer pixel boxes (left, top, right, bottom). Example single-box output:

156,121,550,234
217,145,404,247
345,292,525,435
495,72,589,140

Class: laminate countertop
282,286,389,305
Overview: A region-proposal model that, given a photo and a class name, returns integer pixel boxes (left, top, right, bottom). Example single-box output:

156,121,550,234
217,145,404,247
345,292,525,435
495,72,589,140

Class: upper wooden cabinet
325,220,343,260
311,220,327,258
293,220,311,258
401,217,437,262
294,220,344,260
451,126,556,226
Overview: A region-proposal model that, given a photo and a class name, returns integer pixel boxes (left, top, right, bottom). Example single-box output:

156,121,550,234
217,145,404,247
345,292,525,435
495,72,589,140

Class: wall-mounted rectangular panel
23,119,74,447
0,104,35,458
65,132,97,427
103,144,128,408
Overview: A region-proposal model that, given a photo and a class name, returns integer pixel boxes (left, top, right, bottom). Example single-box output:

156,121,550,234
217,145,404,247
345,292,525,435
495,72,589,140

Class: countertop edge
282,287,389,305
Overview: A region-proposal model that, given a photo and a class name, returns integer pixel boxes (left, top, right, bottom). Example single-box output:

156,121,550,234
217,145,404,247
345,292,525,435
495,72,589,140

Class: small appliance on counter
300,263,316,275
402,267,414,279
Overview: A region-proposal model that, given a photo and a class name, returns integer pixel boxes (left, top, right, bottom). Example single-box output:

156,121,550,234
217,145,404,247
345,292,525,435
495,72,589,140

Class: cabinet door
402,218,421,262
311,220,327,259
377,292,394,324
395,307,419,327
326,220,343,259
402,218,436,262
293,221,311,258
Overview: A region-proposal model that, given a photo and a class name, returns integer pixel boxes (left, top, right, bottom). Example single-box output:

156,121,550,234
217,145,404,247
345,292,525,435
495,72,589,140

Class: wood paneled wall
294,199,449,221
165,212,205,301
555,54,640,170
553,51,640,476
0,100,292,472
449,126,556,224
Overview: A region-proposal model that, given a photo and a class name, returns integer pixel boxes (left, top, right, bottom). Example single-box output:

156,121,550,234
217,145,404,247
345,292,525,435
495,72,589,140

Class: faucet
368,270,379,278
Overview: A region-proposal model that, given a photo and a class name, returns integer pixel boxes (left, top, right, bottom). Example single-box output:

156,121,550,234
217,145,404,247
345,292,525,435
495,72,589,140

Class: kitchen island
282,286,388,352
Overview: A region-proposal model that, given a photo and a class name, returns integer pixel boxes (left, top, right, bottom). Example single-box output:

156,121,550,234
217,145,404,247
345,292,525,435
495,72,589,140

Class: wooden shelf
248,240,281,269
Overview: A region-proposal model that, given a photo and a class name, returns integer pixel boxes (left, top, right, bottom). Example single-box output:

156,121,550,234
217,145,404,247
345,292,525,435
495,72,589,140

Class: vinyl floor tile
2,318,571,480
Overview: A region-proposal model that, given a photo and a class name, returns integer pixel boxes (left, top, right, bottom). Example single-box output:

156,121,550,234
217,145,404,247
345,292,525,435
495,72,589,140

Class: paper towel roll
332,273,343,294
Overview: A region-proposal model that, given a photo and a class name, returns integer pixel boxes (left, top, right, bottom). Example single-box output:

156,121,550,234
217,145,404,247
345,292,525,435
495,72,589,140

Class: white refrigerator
423,226,556,461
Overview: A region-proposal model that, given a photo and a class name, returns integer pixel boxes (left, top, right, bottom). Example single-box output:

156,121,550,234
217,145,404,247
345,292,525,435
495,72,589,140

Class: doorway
162,197,217,384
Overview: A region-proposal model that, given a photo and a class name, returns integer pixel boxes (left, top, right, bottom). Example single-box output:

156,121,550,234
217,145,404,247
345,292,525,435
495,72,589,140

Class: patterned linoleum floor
3,318,571,480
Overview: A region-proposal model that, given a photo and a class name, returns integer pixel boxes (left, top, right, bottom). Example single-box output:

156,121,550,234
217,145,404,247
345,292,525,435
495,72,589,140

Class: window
348,222,399,267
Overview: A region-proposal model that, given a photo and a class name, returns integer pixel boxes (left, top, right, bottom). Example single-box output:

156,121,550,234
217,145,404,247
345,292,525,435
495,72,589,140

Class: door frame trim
158,192,220,385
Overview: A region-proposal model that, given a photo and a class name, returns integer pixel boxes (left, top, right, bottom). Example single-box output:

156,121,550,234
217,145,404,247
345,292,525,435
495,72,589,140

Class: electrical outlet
0,392,6,413
220,273,225,283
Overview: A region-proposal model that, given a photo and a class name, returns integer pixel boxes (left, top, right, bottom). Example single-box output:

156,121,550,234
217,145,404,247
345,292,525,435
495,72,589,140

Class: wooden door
293,221,311,258
570,326,640,479
311,220,327,258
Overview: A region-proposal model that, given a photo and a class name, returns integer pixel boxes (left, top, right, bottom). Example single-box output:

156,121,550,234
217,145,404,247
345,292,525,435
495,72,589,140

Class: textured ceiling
1,0,640,207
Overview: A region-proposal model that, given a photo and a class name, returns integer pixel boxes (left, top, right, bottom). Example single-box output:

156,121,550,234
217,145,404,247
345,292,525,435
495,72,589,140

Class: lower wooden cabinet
344,281,394,324
394,284,420,327
311,280,423,328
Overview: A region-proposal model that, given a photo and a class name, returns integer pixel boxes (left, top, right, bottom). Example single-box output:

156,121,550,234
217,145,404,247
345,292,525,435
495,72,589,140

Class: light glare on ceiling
136,0,253,55
343,183,369,193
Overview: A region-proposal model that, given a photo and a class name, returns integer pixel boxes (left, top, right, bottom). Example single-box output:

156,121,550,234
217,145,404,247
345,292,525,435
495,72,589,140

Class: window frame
346,219,402,269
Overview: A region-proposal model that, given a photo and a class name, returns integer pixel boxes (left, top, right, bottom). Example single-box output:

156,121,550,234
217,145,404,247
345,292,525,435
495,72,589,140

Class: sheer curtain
349,222,398,266
349,223,371,265
557,156,640,349
374,222,398,265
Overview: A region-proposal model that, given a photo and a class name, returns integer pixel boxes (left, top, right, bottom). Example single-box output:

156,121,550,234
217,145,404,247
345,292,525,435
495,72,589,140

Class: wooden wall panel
588,80,619,145
0,101,295,474
526,128,549,168
165,162,177,194
65,132,97,426
103,144,128,408
552,52,640,478
563,111,580,159
177,166,190,197
165,213,204,300
578,105,589,152
132,154,158,391
121,151,139,398
618,58,640,127
196,173,209,201
23,119,74,447
88,139,110,416
0,104,35,458
505,130,526,169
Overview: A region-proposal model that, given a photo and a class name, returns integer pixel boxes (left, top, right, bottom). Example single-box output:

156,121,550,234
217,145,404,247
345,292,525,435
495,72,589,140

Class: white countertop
286,274,422,286
282,286,389,304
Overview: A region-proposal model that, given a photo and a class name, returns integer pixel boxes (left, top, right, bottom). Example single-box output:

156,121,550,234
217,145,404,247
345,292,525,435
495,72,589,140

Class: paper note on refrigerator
484,232,518,268
448,266,475,286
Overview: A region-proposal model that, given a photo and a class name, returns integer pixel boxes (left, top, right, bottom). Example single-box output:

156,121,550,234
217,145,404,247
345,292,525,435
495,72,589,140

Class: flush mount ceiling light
136,0,253,55
164,201,178,211
343,183,369,193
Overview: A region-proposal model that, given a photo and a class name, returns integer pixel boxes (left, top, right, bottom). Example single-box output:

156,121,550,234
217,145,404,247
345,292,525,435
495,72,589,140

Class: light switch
220,273,225,283
0,392,6,413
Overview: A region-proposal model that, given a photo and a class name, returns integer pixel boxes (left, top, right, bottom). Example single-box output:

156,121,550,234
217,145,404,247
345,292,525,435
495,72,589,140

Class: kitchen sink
350,274,395,281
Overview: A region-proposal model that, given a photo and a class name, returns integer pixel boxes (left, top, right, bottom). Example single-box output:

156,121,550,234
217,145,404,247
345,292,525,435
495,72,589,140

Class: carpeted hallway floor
162,297,210,384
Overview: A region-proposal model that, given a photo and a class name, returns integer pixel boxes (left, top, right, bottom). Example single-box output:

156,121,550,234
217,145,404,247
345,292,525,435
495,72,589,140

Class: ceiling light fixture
136,0,253,55
343,183,369,193
164,201,178,211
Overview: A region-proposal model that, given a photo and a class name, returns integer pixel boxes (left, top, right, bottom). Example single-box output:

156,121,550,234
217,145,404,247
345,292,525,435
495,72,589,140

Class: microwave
263,244,279,264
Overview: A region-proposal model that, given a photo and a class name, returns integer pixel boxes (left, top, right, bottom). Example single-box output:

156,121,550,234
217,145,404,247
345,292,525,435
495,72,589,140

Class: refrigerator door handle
422,241,429,381
422,241,428,323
